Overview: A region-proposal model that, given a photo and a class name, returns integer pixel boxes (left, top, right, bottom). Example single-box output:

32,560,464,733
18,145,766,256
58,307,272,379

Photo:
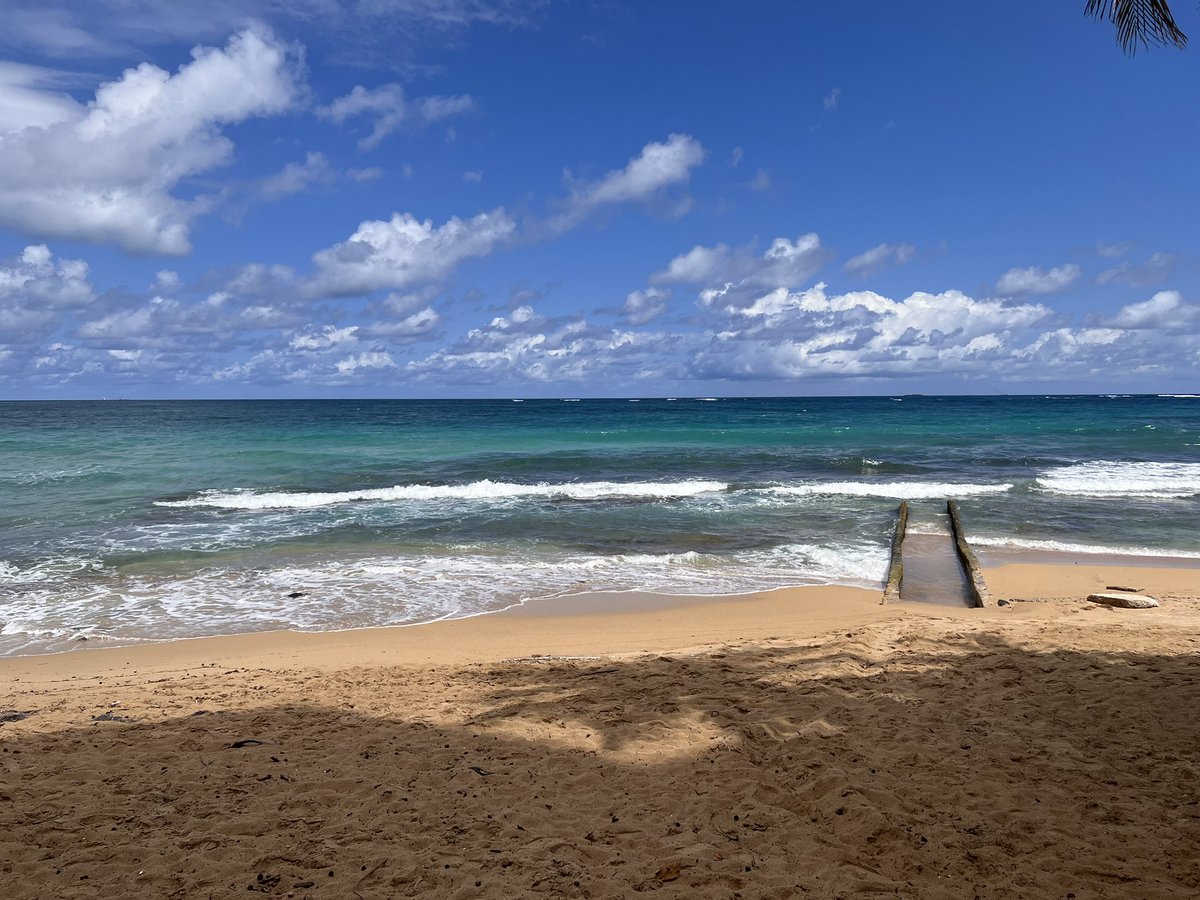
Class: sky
0,0,1197,399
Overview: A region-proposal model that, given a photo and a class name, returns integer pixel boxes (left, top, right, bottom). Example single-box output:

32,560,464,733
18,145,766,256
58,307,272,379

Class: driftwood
882,501,908,604
946,500,990,608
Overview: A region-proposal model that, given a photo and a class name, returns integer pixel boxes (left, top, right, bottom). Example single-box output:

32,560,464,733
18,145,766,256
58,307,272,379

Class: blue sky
0,0,1197,398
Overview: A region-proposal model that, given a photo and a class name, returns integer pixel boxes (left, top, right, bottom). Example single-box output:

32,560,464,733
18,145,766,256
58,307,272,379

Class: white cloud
0,27,300,254
0,244,94,350
689,284,1054,380
823,87,841,111
730,146,744,167
406,304,679,385
335,351,395,375
0,62,80,131
1097,252,1176,287
290,324,360,351
74,290,300,350
153,270,181,293
0,244,93,306
1106,290,1199,331
653,243,730,284
307,209,517,297
258,152,333,199
317,83,473,150
462,169,483,183
0,1,543,58
653,233,827,295
995,263,1081,295
622,287,670,326
363,305,441,341
555,133,704,229
844,242,916,277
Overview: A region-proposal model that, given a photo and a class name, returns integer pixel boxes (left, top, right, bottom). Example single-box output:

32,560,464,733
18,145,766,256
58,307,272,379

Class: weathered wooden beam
947,500,991,608
882,500,908,603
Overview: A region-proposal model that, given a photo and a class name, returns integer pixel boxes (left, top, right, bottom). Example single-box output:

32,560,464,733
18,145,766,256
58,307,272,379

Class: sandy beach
2,559,1198,898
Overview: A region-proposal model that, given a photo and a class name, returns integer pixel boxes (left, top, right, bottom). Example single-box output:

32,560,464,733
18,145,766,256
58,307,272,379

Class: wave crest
767,481,1013,500
1036,462,1200,498
156,479,729,510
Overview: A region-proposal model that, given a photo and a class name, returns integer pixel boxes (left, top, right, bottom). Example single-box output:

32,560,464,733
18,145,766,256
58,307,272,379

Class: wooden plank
946,500,991,608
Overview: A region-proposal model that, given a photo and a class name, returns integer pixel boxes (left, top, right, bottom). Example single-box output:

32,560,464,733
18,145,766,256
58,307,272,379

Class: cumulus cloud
307,209,517,298
289,324,359,351
0,244,95,350
995,263,1081,295
1096,252,1176,287
406,303,680,385
317,83,474,150
0,27,300,254
689,284,1052,380
360,291,442,342
622,287,670,326
554,133,704,229
844,242,916,277
1105,290,1199,331
653,233,828,298
823,87,841,111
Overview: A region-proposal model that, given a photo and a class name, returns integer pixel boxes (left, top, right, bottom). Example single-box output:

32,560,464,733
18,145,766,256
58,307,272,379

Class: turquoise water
1,395,1198,654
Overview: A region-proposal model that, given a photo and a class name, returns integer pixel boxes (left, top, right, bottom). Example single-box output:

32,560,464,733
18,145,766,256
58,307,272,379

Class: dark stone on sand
91,710,134,722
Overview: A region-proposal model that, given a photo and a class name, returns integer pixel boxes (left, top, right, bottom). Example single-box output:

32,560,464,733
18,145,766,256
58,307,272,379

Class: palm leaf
1085,0,1188,54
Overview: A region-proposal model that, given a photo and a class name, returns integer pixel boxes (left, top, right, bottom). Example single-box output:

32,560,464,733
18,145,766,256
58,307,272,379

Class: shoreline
3,549,1200,667
2,554,1198,679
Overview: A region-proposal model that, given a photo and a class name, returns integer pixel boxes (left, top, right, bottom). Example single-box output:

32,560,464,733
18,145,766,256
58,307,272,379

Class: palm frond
1085,0,1188,54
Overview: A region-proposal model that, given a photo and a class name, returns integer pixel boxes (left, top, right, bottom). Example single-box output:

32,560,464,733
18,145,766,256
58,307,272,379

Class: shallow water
1,395,1197,653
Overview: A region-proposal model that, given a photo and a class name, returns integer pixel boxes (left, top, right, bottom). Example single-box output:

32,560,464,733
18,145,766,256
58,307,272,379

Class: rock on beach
1086,592,1159,609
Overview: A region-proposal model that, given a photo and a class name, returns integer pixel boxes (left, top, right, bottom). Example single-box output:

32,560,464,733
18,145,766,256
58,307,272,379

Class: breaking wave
1036,462,1200,498
766,481,1013,500
156,479,730,510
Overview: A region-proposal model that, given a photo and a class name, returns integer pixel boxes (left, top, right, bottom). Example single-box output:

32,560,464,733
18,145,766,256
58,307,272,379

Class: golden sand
1,561,1198,897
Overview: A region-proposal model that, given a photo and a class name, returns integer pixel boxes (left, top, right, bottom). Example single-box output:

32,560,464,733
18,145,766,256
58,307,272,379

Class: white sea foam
155,479,730,510
767,481,1013,500
970,535,1200,559
0,540,887,655
1036,462,1200,498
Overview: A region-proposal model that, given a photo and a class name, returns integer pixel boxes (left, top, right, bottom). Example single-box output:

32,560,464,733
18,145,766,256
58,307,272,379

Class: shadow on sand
1,630,1198,897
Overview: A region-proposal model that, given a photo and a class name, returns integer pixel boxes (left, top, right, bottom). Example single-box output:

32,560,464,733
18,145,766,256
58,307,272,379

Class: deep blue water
1,395,1198,654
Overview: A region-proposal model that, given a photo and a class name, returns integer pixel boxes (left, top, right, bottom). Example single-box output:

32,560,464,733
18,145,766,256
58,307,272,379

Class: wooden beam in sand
946,500,991,608
882,501,908,604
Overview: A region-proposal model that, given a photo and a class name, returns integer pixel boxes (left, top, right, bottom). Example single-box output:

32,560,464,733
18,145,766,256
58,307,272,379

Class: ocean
1,395,1198,655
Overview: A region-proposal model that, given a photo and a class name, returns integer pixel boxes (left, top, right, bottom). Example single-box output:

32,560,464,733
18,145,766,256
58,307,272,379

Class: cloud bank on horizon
0,2,1196,397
